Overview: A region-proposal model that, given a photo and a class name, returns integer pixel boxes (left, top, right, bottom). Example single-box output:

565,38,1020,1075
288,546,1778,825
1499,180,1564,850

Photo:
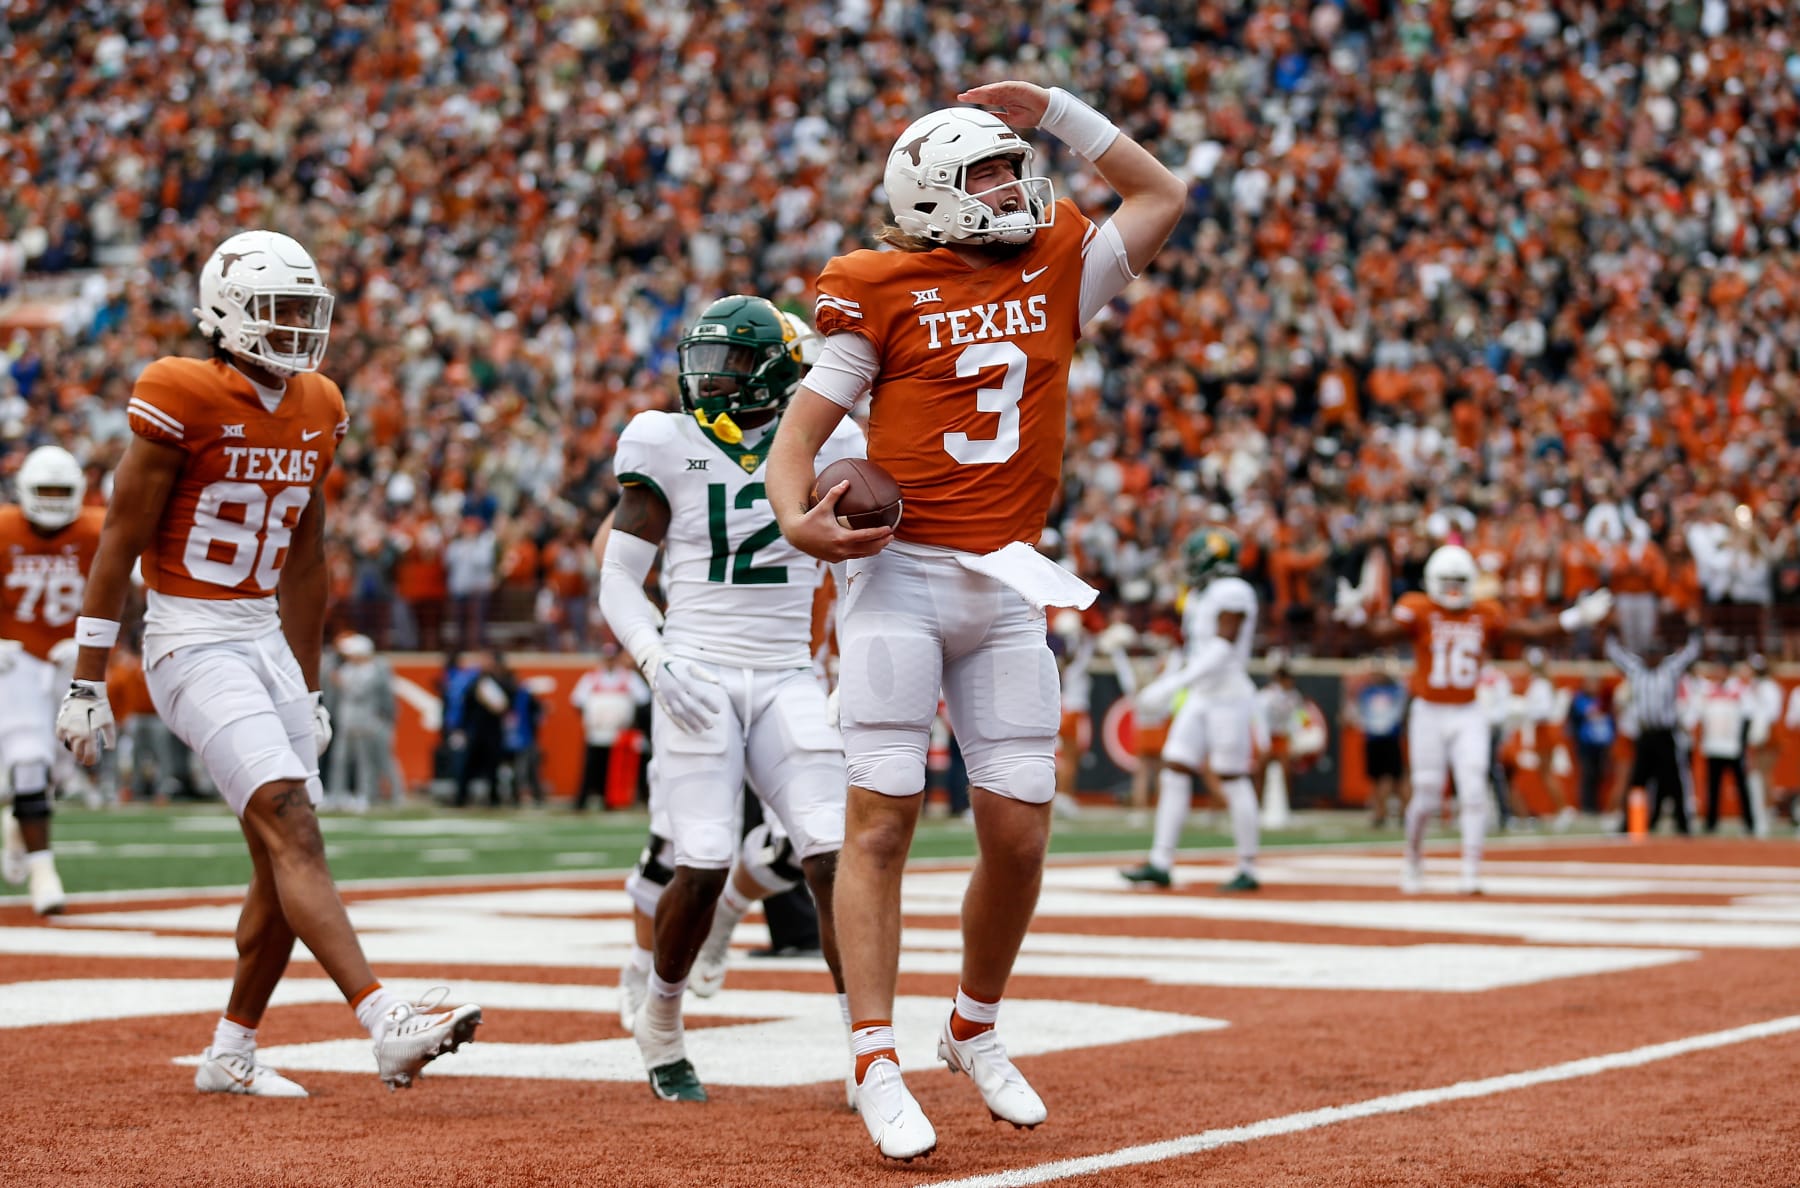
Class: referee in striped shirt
1605,624,1703,835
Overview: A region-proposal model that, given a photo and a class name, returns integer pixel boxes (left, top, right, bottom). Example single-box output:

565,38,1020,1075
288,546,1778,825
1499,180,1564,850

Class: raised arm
1604,634,1644,679
960,81,1186,274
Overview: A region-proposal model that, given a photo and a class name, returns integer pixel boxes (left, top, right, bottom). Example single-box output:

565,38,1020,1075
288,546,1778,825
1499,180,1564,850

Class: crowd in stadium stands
5,1,1800,659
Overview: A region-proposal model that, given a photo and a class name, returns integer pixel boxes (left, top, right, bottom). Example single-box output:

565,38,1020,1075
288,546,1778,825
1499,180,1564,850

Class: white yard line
926,1014,1800,1188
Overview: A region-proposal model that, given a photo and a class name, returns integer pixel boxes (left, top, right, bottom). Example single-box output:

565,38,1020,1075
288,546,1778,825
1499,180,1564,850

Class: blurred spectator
1688,660,1756,835
504,670,546,807
4,3,1800,663
571,644,649,811
1567,676,1617,819
1346,656,1406,828
327,634,400,809
445,516,497,650
454,651,514,809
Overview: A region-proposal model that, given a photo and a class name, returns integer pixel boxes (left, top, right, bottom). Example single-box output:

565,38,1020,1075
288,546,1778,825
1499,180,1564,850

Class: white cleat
1459,875,1484,897
373,989,482,1089
618,963,648,1034
194,1047,309,1098
1,809,24,885
857,1059,936,1161
1400,857,1422,895
689,906,734,999
27,855,65,916
937,1016,1047,1129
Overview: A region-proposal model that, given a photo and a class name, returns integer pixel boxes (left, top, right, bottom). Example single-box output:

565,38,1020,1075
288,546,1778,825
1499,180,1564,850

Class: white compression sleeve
1039,87,1121,162
1166,636,1235,690
598,530,666,670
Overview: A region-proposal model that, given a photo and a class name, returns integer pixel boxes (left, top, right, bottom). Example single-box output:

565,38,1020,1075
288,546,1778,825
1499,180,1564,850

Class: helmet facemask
231,289,334,376
887,109,1057,247
949,153,1055,246
194,230,334,377
1424,546,1477,610
676,298,802,444
17,446,86,531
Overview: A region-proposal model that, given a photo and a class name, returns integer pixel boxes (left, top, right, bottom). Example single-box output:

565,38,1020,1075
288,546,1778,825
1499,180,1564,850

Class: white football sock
1149,767,1192,871
1221,776,1258,874
212,1015,256,1058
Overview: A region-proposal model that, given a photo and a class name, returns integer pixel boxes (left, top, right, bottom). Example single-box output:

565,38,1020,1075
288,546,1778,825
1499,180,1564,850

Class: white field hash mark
923,1013,1800,1188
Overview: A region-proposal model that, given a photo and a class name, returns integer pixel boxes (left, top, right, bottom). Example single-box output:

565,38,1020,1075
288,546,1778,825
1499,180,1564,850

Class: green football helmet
1184,526,1241,586
677,295,803,443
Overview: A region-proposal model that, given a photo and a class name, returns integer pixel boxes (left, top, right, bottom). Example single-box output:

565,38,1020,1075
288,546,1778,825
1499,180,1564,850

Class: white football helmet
193,230,334,375
885,107,1055,245
1423,545,1477,610
17,446,86,531
778,310,822,371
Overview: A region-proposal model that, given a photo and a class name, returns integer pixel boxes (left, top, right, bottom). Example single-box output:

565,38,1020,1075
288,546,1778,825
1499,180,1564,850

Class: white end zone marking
0,978,1224,1087
923,1014,1800,1188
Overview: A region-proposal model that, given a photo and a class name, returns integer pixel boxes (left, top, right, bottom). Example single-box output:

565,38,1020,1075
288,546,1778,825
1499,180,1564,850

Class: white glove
825,685,841,728
1135,676,1178,716
0,639,20,675
1332,578,1369,627
56,679,116,767
311,691,333,754
641,648,722,733
1559,588,1614,631
1579,588,1614,626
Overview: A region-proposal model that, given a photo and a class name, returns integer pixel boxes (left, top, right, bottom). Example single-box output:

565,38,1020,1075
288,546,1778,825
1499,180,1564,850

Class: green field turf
1,801,1463,896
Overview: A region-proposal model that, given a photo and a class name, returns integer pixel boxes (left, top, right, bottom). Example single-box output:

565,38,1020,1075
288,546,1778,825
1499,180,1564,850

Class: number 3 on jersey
943,342,1027,465
184,481,312,590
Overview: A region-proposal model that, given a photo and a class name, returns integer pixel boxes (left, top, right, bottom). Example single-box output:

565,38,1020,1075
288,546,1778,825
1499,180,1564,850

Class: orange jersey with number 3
1392,591,1508,704
127,357,347,601
813,197,1096,552
0,505,105,660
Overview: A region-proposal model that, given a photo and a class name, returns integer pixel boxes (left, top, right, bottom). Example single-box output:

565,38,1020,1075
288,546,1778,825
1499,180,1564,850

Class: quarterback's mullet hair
874,223,939,253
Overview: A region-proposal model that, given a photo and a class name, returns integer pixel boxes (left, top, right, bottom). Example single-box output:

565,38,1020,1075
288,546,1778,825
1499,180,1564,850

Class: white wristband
1039,87,1121,162
75,617,121,648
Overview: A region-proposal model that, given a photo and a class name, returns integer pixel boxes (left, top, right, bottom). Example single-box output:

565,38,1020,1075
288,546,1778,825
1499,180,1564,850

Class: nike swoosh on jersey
1021,266,1049,283
301,429,323,441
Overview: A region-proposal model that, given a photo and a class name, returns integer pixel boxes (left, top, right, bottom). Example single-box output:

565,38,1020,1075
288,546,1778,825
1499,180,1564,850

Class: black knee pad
12,789,50,822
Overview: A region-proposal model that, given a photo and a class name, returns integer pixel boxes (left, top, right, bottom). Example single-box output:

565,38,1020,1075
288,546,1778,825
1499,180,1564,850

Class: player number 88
182,481,313,590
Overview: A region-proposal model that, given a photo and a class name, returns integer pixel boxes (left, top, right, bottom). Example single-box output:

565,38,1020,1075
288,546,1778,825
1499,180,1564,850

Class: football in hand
809,457,902,530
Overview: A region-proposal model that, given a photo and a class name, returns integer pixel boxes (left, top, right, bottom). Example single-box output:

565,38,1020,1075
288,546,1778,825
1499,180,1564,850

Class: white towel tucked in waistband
955,541,1098,611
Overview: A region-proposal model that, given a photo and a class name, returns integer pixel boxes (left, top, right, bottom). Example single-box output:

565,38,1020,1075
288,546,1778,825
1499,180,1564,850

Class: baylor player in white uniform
600,296,862,1103
1122,528,1267,891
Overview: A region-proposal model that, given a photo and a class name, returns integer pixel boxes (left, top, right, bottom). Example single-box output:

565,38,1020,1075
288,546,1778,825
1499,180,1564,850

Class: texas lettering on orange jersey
1391,591,1509,704
814,196,1099,553
127,357,347,600
0,505,104,660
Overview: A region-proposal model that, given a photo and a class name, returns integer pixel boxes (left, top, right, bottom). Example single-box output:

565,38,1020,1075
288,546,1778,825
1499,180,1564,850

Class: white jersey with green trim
614,410,865,669
1179,574,1259,696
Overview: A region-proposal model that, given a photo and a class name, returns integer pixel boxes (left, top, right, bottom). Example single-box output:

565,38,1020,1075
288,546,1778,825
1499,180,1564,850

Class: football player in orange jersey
1341,545,1611,894
0,447,104,915
55,230,480,1098
766,80,1185,1159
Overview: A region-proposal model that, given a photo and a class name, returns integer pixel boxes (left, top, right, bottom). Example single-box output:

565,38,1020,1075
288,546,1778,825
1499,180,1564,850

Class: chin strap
692,408,743,444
